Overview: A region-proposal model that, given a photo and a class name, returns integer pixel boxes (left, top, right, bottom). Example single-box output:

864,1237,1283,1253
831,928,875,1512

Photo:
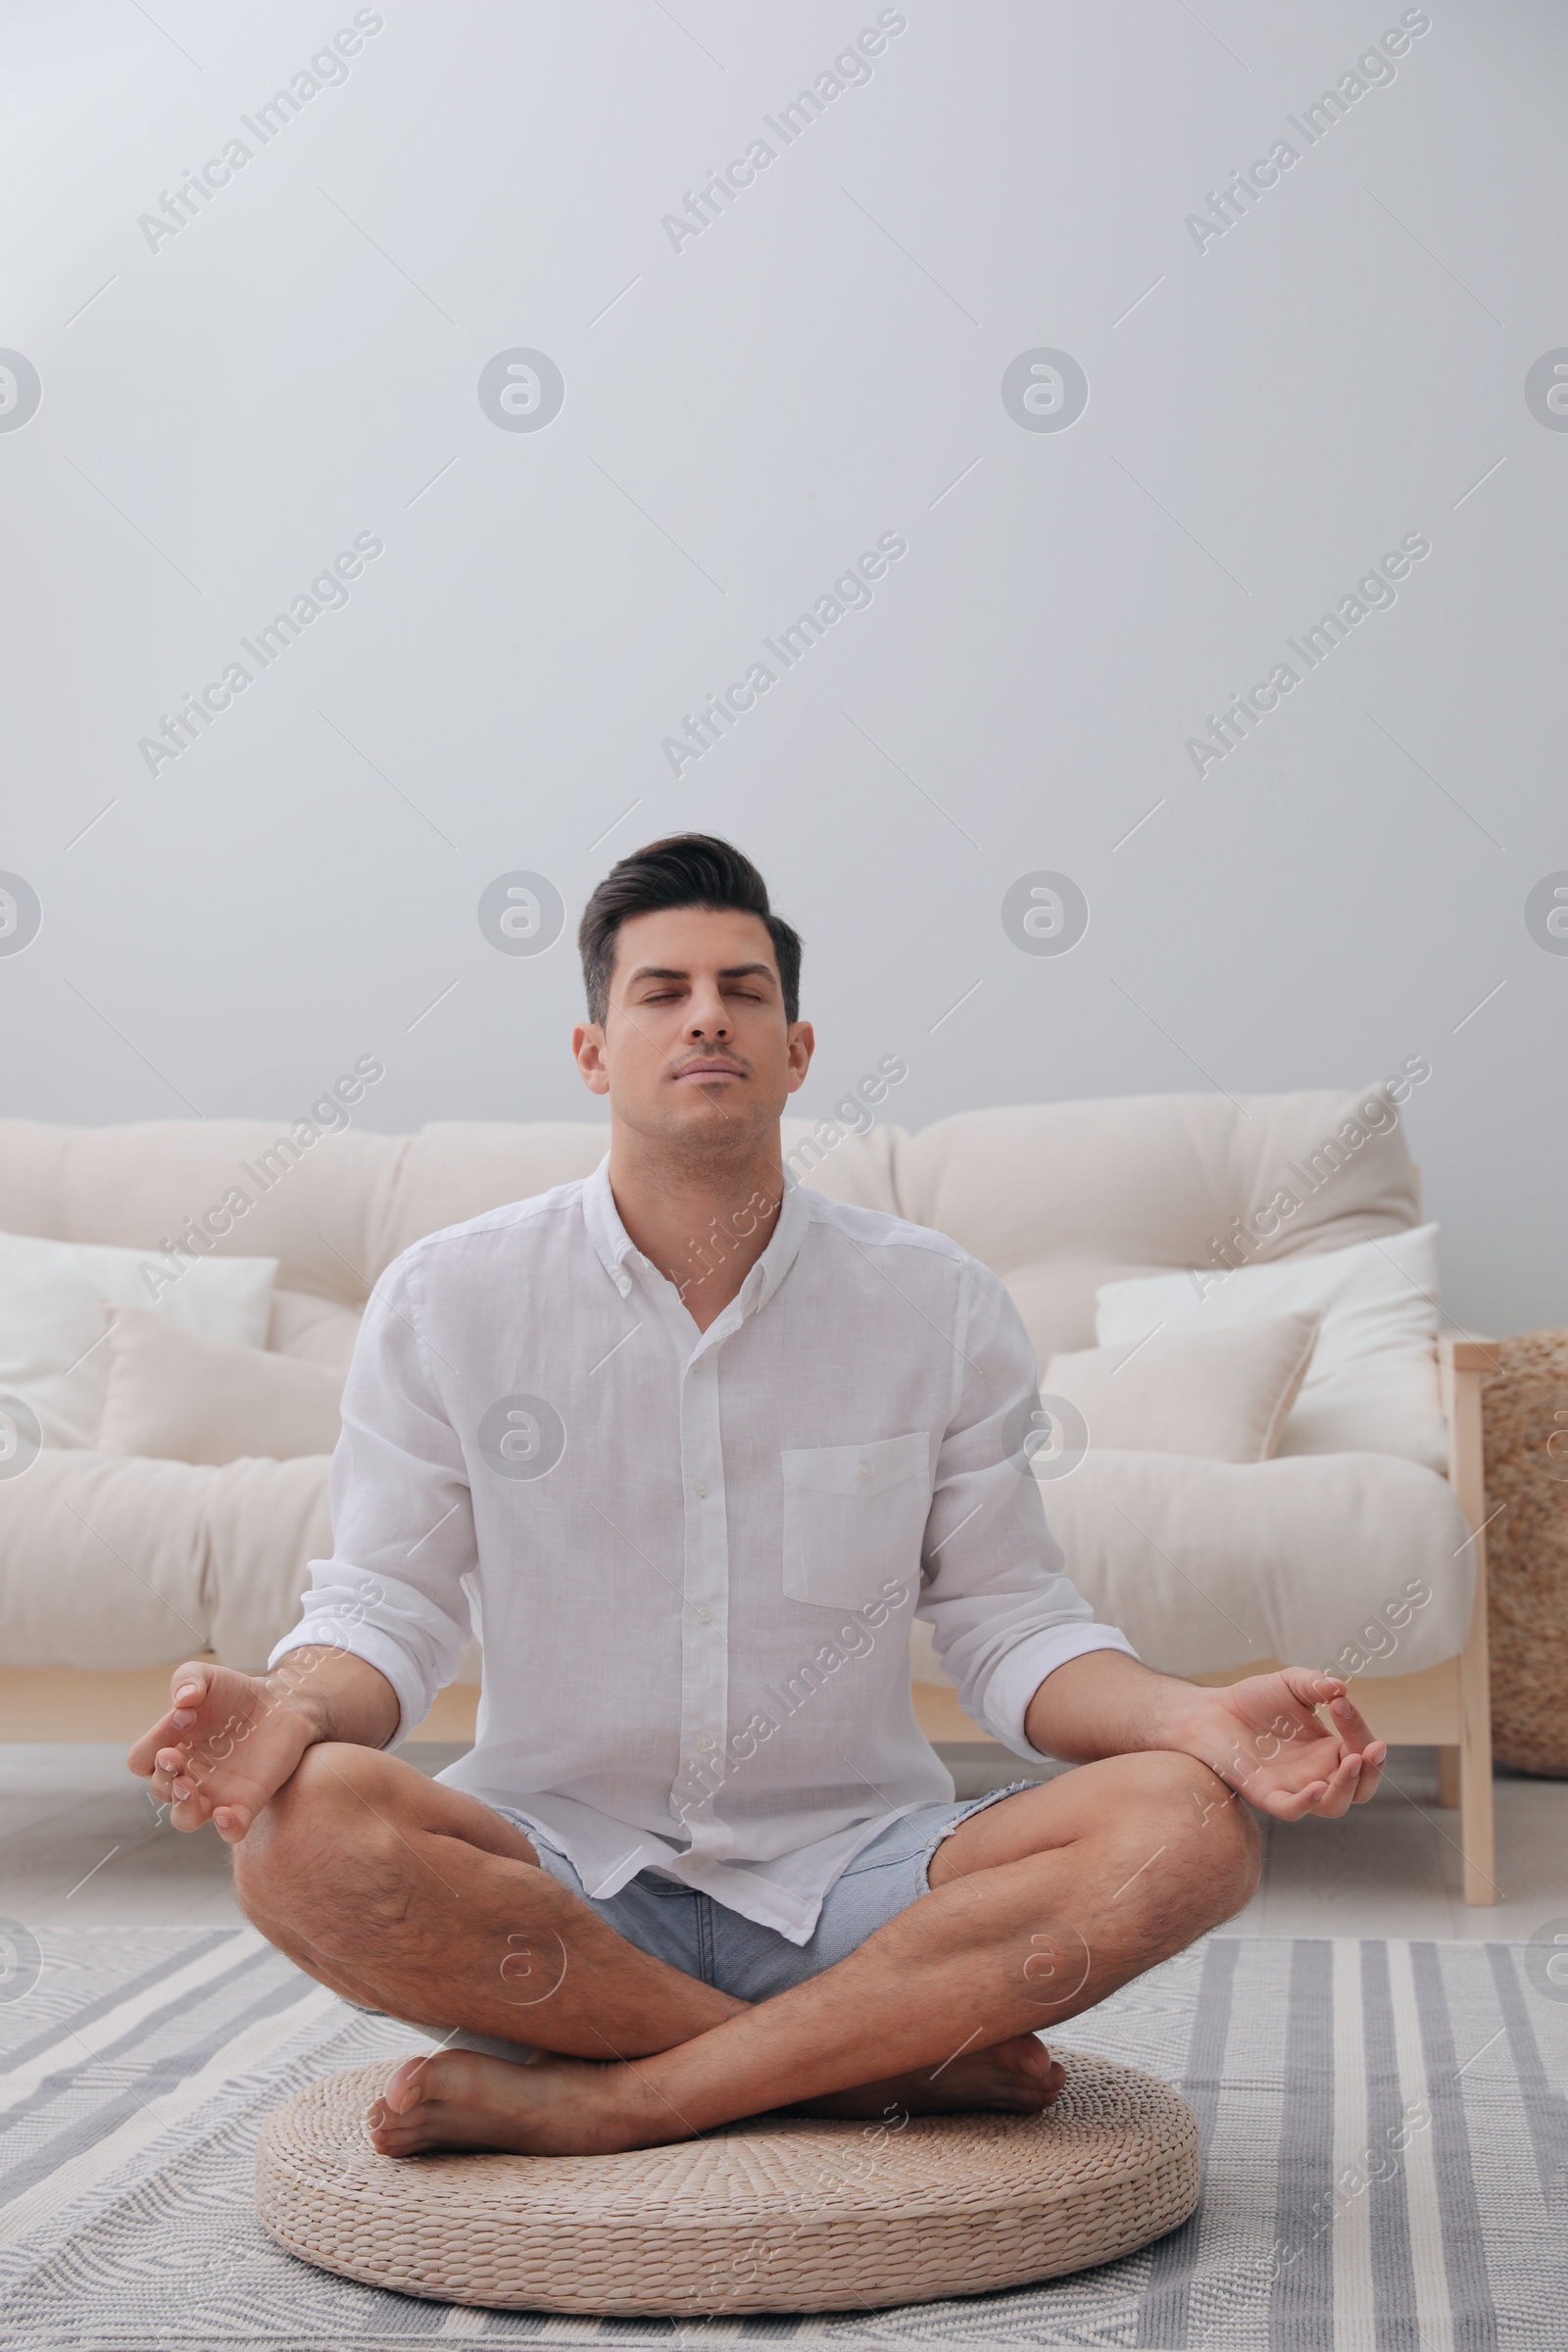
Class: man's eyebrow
625,962,778,986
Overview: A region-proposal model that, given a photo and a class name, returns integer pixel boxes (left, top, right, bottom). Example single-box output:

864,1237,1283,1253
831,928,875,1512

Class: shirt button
858,1460,872,1479
696,1606,711,1625
695,1480,710,1499
697,1735,715,1751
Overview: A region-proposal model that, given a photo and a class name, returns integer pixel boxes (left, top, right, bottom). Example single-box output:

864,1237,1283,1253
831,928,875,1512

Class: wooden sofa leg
1458,1726,1496,1905
1457,1582,1497,1902
1442,1336,1499,1906
1436,1745,1460,1809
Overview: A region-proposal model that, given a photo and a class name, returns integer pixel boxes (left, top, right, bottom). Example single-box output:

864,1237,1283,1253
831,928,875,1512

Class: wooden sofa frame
0,1346,1498,1903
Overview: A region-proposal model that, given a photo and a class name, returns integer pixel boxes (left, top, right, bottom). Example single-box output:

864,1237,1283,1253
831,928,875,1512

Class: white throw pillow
96,1306,344,1464
1044,1313,1319,1463
0,1229,278,1448
1094,1223,1446,1471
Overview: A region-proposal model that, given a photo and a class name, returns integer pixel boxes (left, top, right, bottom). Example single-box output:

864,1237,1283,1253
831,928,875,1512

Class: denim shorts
424,1782,1035,2062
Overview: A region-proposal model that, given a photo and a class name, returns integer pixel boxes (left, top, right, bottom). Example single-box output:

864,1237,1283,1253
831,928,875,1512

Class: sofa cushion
376,1124,612,1270
912,1449,1472,1686
1043,1313,1318,1463
779,1118,902,1212
0,1446,332,1670
267,1288,363,1369
0,1117,408,1305
96,1307,344,1466
1096,1225,1445,1471
897,1086,1419,1366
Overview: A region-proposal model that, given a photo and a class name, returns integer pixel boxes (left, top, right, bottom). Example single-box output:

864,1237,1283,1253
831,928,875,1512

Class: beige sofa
0,1089,1496,1899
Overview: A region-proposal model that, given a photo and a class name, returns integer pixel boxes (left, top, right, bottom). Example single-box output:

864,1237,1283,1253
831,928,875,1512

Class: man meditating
131,834,1386,2159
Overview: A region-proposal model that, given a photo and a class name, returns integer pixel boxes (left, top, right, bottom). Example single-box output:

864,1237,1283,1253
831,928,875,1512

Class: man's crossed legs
232,1741,1259,2157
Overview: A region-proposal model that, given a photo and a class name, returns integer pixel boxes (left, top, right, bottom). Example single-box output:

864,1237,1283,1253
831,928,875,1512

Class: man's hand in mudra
1022,1651,1387,1825
1174,1668,1387,1820
127,1649,400,1843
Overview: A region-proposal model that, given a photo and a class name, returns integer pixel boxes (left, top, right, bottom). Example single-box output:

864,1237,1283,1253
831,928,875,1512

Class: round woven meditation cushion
256,2053,1200,2316
1482,1328,1568,1775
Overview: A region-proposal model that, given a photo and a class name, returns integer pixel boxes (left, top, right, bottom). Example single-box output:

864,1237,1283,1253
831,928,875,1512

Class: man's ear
785,1020,815,1095
572,1021,611,1098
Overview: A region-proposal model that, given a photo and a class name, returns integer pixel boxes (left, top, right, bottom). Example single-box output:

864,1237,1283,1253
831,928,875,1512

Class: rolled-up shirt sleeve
269,1247,475,1743
918,1259,1137,1760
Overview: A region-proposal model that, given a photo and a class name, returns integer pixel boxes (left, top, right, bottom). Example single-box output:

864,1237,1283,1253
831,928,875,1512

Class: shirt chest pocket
780,1431,931,1609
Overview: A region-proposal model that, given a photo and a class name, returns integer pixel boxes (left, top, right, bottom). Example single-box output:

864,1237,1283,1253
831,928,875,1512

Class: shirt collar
582,1153,637,1282
742,1170,811,1315
581,1152,812,1320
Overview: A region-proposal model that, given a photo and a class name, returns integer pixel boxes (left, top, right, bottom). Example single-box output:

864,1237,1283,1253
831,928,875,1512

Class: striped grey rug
0,1928,1564,2349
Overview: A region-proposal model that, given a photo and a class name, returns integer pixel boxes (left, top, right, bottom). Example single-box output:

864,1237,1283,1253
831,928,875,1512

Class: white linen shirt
270,1157,1135,1942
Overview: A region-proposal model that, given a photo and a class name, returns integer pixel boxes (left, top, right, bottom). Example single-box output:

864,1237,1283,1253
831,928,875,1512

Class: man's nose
687,990,729,1037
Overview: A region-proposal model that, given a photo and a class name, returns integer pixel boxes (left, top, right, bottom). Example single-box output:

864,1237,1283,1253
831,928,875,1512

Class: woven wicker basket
255,2052,1200,2316
1483,1328,1568,1775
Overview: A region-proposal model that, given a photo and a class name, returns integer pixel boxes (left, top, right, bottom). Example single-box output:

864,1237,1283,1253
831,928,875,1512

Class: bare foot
367,2048,655,2159
795,2034,1065,2122
366,2034,1065,2160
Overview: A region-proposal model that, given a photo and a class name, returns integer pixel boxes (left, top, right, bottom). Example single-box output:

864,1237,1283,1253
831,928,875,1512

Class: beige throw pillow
1043,1312,1319,1463
96,1305,344,1465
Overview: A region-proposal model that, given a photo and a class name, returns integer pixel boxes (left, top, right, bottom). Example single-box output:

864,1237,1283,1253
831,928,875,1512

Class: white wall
1,0,1563,1334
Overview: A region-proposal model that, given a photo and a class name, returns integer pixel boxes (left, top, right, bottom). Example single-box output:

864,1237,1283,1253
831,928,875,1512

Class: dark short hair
577,834,802,1025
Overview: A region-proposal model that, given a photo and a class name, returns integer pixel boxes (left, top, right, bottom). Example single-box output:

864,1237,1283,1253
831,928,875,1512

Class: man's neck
606,1130,786,1332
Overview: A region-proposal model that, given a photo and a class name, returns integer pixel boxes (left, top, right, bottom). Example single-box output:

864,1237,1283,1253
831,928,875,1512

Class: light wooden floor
6,1741,1565,1939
